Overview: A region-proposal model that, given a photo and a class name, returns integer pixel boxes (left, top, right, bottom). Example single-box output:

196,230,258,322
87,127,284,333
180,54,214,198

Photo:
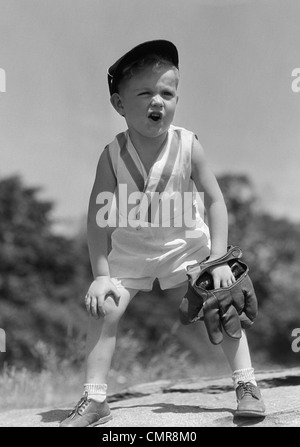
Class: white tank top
105,125,206,231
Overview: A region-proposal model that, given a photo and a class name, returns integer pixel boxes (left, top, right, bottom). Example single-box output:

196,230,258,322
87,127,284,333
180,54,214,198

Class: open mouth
148,111,162,122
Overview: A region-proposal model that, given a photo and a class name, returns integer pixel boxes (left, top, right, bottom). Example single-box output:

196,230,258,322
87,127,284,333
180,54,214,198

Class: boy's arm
191,137,235,288
87,148,116,278
191,137,228,258
86,148,120,317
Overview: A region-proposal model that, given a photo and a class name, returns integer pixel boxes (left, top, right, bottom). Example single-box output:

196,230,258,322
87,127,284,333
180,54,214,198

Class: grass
0,363,84,411
0,328,279,412
0,359,226,412
0,335,227,411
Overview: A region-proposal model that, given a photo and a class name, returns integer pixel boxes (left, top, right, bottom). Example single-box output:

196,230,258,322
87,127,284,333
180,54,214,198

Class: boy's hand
207,264,236,289
85,276,121,319
179,246,258,344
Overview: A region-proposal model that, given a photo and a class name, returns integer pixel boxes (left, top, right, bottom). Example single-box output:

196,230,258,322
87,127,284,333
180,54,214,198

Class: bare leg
221,330,266,416
59,286,139,426
220,329,252,372
164,282,253,374
84,286,138,384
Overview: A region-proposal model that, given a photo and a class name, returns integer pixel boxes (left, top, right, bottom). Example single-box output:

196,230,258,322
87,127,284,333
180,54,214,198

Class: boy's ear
110,93,125,117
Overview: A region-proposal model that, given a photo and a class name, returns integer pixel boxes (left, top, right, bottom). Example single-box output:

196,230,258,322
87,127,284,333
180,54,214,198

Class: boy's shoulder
104,130,128,154
169,124,195,136
170,125,199,144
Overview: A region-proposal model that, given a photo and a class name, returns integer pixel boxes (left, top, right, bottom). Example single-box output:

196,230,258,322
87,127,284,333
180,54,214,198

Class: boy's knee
102,295,125,323
101,287,135,324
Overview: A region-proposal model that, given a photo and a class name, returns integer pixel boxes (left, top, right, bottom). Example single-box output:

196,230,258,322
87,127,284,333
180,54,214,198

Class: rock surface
1,368,300,427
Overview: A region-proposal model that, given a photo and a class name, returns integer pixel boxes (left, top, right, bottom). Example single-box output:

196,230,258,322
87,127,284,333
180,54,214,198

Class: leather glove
178,246,258,345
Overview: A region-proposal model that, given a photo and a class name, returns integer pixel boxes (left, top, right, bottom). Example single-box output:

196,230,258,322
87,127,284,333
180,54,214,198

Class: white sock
84,383,107,403
232,368,257,389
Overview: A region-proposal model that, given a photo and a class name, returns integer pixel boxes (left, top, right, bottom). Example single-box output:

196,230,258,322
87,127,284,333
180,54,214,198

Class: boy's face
111,65,179,140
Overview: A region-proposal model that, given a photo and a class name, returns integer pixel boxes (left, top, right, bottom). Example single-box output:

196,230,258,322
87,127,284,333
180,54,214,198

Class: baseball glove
178,246,258,345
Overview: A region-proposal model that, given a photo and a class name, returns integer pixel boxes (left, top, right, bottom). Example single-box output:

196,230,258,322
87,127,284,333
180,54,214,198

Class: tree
0,176,89,370
218,174,300,364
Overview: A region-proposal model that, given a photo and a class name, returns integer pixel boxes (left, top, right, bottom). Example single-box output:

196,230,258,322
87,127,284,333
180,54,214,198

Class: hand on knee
84,277,121,319
102,295,124,323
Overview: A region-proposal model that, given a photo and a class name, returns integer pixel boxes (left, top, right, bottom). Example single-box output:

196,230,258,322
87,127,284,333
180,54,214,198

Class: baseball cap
107,39,179,96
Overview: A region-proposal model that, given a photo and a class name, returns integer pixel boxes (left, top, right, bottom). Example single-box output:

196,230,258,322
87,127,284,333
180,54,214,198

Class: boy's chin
146,128,169,139
129,122,171,140
145,122,170,137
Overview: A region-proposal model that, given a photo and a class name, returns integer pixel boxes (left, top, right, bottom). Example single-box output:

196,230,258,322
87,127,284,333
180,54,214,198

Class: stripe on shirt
105,145,117,180
145,130,180,221
117,132,145,192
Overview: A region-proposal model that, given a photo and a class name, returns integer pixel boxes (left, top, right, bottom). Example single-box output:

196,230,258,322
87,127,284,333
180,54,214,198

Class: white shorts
108,224,210,291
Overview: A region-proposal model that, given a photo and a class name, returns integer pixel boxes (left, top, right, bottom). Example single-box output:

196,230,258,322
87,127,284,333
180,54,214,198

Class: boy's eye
137,90,175,98
163,91,174,97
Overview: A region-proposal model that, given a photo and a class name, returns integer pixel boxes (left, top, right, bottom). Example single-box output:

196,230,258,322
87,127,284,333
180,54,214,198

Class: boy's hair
107,40,179,96
117,54,180,93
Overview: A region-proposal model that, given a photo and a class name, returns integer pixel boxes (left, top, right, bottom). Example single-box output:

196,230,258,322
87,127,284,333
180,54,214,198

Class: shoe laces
237,381,260,400
68,391,90,418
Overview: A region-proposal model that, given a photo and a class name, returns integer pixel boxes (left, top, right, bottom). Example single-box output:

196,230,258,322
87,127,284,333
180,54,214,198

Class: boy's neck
128,128,169,156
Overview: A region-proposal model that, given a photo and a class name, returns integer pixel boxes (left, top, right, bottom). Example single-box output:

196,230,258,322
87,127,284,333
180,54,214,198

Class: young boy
60,40,265,427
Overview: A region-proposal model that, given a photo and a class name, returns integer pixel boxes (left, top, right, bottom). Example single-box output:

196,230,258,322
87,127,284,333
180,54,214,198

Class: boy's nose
151,94,163,106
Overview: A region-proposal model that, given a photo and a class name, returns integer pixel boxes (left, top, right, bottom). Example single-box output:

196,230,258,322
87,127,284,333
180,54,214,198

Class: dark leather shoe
235,382,266,417
60,392,112,427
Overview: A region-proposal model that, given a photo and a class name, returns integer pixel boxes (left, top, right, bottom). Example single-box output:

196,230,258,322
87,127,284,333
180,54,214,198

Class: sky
0,0,300,234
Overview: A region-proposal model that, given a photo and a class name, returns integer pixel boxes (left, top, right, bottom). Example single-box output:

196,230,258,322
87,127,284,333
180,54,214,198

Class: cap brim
107,40,179,96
